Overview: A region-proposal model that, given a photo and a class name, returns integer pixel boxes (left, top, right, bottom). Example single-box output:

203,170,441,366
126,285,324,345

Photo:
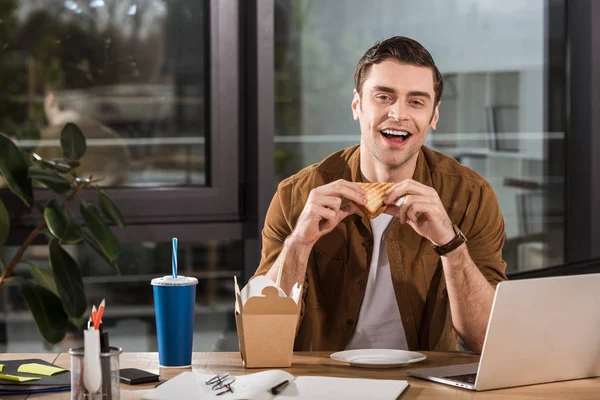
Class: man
37,90,131,186
253,36,507,354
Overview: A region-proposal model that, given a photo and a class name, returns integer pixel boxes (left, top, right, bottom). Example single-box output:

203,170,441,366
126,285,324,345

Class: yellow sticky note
17,363,67,376
0,373,40,383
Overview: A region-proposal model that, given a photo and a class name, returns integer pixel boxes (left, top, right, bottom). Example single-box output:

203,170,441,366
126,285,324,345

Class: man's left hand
383,179,455,246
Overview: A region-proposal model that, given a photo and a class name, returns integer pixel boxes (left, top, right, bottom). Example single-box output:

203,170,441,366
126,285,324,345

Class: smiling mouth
380,129,412,142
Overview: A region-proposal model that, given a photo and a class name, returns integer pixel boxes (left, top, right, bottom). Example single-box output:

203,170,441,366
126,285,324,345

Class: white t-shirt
345,213,408,350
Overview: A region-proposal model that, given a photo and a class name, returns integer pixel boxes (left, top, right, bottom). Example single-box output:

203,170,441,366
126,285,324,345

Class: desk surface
6,351,599,399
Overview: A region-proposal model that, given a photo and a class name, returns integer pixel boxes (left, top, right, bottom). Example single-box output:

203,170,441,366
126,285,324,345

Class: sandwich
355,182,395,219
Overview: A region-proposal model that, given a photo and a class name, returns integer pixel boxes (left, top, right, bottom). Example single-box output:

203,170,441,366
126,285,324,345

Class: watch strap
432,225,467,256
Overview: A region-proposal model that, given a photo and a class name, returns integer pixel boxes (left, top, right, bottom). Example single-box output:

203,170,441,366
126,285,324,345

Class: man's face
352,60,439,171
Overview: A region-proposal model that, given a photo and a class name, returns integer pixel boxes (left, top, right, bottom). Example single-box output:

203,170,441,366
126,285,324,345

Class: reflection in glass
0,241,241,352
274,0,564,273
0,0,208,187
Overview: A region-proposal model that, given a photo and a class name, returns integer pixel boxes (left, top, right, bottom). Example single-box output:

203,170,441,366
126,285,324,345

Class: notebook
142,370,408,400
0,358,70,395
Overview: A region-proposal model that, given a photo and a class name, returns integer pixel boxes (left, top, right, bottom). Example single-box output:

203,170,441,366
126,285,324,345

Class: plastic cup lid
151,275,198,286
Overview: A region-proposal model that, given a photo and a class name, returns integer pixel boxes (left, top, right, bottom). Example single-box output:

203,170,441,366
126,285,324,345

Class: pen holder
69,346,123,400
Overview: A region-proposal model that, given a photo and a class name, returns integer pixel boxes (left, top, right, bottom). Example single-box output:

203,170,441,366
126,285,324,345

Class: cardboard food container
234,276,302,368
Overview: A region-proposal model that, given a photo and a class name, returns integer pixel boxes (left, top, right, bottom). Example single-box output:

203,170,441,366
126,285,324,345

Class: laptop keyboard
445,373,477,385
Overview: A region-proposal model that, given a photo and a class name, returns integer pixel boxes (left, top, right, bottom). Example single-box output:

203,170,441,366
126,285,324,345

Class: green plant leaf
82,231,120,274
0,132,33,206
98,190,125,228
0,197,9,247
34,155,72,174
49,239,87,318
80,203,120,261
60,123,86,160
44,199,83,243
21,261,59,295
19,281,68,345
29,167,72,195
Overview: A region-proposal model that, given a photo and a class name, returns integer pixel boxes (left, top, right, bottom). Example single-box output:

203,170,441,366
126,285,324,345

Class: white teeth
381,129,409,136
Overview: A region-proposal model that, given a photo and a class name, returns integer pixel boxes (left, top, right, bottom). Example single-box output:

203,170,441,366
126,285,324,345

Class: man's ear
351,89,360,120
430,102,440,130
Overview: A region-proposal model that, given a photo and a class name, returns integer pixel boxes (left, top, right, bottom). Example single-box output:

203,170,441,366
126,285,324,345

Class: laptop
407,273,600,391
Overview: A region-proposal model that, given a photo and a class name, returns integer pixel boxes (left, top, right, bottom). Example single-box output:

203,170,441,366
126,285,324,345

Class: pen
269,380,290,395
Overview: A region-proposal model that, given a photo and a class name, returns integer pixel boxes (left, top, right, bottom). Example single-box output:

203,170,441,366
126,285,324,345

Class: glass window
0,240,241,352
0,0,208,187
274,0,563,273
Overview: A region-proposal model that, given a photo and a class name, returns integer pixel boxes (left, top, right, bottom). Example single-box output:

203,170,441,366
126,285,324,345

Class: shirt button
358,280,367,290
346,319,354,326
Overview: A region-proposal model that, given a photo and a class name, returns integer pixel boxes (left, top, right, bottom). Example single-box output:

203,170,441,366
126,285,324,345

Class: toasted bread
355,182,395,219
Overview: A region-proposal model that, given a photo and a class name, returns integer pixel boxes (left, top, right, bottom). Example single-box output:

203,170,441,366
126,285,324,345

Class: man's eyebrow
371,86,432,100
371,85,397,94
407,91,431,100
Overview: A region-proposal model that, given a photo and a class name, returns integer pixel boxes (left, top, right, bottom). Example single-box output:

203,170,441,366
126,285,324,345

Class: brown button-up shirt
253,145,507,352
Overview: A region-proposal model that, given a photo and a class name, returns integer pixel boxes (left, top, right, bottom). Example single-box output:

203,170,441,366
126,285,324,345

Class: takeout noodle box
234,276,302,368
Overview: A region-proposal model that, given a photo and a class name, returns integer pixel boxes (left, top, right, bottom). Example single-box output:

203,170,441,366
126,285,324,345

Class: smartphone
119,368,160,385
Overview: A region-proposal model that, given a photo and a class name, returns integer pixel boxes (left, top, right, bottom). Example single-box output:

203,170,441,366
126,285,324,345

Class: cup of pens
151,238,198,368
69,299,123,399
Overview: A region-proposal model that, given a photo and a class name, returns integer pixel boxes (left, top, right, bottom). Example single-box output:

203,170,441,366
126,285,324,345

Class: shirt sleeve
464,181,508,287
251,181,308,331
253,182,292,277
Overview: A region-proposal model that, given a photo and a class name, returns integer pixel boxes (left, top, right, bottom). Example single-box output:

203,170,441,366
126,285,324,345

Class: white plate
330,349,427,368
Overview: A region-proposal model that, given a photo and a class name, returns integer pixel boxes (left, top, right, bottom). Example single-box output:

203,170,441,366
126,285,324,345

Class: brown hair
354,36,443,105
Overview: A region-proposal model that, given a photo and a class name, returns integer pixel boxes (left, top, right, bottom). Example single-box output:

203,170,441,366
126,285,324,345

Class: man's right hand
289,179,367,248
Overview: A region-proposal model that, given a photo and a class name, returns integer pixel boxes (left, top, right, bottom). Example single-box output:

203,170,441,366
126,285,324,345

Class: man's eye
376,95,391,101
410,100,424,106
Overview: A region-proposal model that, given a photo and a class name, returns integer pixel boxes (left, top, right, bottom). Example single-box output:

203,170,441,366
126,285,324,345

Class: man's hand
290,179,367,247
383,179,455,245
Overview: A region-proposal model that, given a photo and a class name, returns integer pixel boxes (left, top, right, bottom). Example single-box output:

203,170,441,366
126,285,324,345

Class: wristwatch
431,224,467,256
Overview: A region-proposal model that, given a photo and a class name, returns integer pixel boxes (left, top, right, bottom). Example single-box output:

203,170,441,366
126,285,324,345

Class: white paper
276,376,408,400
142,370,407,400
142,370,294,400
239,275,302,306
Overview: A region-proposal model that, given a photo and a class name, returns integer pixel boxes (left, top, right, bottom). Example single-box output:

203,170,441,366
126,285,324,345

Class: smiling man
253,37,507,354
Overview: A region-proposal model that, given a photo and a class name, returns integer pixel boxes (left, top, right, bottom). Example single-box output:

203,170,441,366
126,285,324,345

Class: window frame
2,0,242,244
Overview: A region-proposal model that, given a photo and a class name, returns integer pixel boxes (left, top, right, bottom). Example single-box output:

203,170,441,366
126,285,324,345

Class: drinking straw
172,238,178,279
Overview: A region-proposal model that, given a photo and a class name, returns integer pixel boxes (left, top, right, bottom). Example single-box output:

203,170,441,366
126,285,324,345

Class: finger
321,203,360,232
338,202,360,220
386,201,422,224
406,202,433,224
313,205,337,222
338,179,367,195
318,179,366,195
317,181,367,206
384,180,436,204
304,202,336,221
385,195,433,222
315,195,342,212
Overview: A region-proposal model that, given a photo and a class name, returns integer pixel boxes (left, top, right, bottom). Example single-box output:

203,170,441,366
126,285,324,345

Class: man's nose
387,101,409,121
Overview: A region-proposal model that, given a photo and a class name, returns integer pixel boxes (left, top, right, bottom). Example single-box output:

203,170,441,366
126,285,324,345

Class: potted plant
0,123,123,344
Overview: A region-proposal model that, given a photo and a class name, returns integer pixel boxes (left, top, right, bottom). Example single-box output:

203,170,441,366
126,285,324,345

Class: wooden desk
17,351,600,399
